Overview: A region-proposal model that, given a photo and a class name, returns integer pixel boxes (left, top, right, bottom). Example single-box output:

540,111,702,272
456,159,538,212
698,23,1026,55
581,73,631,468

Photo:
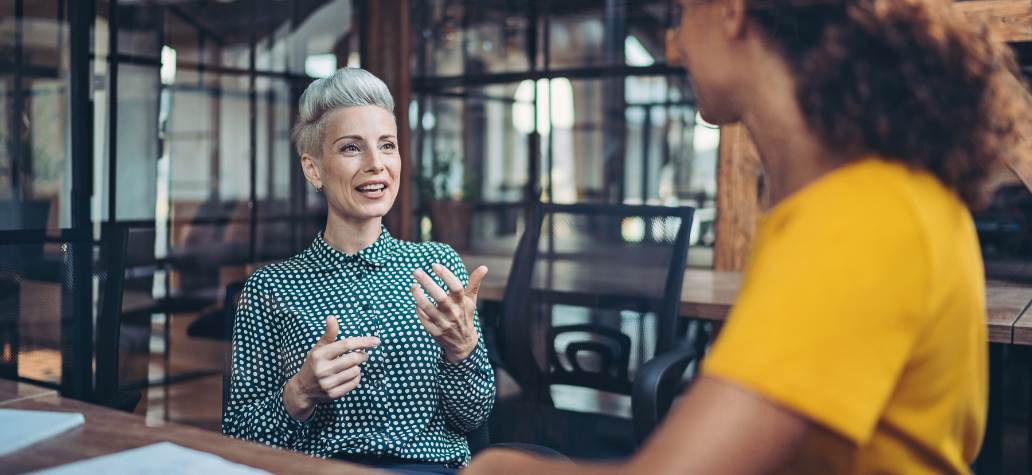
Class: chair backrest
500,203,694,402
0,227,128,404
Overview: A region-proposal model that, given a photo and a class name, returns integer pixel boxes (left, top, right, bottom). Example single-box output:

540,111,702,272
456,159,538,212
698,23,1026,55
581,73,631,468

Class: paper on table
0,408,84,456
27,442,274,475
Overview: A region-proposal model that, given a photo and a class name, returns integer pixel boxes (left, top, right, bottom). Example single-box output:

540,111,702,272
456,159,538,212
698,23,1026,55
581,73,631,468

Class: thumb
464,266,488,301
318,315,339,346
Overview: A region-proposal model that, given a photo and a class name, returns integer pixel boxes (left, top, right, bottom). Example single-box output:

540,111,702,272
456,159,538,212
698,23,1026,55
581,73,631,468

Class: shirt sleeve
222,271,312,448
433,245,496,434
702,193,931,445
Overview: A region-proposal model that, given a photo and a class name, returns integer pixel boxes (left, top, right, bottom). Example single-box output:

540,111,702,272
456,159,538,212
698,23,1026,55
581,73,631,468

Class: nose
362,146,385,173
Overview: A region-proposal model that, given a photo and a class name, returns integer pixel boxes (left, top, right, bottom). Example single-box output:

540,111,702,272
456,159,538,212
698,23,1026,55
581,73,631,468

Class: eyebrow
332,134,398,145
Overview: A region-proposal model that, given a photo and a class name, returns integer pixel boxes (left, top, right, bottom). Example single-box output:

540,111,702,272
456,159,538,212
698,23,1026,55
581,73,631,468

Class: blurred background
0,1,1030,468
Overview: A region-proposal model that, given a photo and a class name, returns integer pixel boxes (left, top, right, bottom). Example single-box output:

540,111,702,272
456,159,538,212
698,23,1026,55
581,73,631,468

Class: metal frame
411,0,690,235
500,201,695,398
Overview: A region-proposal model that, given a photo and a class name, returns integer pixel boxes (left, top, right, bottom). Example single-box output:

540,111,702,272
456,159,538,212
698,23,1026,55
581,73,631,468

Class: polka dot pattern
222,226,495,467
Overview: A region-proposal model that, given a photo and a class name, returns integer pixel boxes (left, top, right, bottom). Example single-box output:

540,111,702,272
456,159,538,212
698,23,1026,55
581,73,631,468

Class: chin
696,105,736,127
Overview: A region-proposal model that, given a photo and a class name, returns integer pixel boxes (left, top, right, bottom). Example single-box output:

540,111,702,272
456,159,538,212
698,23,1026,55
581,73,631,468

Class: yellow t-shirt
703,157,987,474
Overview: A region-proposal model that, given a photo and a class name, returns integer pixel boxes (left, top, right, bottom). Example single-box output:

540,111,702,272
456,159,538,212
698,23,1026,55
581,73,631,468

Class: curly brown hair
747,0,1032,209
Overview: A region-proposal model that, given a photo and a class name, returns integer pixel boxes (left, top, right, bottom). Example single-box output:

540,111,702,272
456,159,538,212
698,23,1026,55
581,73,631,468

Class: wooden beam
713,123,766,272
955,0,1032,43
363,0,413,241
666,29,681,66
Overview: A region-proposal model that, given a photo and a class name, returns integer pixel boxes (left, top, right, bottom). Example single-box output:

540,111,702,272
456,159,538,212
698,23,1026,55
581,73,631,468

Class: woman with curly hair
464,0,1031,473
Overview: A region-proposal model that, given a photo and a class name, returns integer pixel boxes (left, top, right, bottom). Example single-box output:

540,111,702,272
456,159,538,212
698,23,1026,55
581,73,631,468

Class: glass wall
0,0,356,405
0,1,70,231
411,0,718,263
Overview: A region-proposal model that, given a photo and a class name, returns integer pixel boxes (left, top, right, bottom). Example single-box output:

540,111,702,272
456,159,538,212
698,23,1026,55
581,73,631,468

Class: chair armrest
631,347,698,445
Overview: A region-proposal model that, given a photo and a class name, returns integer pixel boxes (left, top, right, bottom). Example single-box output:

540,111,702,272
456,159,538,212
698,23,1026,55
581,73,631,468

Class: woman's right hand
283,315,380,421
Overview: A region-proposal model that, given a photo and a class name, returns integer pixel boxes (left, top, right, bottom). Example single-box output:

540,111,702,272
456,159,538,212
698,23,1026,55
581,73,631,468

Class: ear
721,0,749,39
301,154,322,190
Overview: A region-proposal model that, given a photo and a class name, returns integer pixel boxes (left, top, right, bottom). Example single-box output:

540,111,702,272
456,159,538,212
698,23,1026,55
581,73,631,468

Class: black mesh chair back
0,227,138,410
500,203,694,403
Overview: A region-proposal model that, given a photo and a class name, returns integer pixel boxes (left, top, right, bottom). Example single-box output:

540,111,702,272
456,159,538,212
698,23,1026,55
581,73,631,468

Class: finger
465,266,488,302
327,374,362,399
320,365,362,390
318,350,369,376
412,268,450,303
317,315,339,346
416,305,443,336
410,283,448,323
319,336,380,359
431,263,466,303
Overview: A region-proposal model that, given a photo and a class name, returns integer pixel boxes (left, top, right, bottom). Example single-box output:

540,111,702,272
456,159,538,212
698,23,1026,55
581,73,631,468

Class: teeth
357,184,386,192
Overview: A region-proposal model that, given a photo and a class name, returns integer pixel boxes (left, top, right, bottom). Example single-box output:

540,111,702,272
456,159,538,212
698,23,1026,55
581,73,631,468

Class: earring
316,186,323,194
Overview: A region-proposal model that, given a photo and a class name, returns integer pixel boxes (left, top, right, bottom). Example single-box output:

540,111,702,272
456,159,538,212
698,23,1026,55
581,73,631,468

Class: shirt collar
307,225,399,270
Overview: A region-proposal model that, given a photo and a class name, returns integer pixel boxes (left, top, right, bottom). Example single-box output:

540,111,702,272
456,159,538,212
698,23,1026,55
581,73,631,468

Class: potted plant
420,150,475,250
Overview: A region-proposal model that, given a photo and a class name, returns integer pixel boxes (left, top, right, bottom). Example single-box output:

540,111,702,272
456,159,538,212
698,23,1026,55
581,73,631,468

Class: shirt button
356,272,363,279
363,304,370,311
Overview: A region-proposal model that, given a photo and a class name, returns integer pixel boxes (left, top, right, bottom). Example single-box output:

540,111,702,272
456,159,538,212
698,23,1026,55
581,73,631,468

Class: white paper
0,408,84,456
27,442,275,475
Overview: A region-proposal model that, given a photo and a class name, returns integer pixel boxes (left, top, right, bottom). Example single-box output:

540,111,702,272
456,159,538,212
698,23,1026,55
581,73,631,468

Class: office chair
489,202,698,459
0,227,141,412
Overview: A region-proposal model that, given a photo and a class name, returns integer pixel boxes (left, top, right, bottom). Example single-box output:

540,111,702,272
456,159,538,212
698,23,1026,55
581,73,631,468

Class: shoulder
394,240,462,264
762,157,958,252
393,240,467,278
244,254,319,290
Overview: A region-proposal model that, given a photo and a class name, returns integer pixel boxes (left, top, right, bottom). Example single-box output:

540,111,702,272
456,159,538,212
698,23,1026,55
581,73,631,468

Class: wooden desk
1010,295,1032,345
461,254,1032,345
0,393,383,475
0,379,56,405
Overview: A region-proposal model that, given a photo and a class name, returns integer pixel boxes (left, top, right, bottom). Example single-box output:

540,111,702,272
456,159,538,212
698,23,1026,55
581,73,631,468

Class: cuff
276,382,316,432
438,343,490,379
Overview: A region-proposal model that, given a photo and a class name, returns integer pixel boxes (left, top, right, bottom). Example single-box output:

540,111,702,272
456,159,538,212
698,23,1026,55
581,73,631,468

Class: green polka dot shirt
223,226,495,466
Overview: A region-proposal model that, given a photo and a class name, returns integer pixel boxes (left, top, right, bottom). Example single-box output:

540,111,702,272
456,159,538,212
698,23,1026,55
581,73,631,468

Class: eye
341,143,361,153
380,142,397,151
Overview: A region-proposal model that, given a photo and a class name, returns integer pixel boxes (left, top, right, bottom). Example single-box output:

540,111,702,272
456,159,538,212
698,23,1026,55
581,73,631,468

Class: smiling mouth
355,183,387,194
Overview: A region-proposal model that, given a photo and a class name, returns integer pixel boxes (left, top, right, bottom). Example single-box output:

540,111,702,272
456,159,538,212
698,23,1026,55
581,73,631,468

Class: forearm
464,376,810,475
464,448,624,475
224,382,312,447
282,376,316,421
439,343,494,431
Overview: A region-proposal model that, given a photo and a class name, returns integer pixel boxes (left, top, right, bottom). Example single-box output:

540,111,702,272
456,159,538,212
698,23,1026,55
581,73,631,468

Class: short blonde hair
290,67,395,158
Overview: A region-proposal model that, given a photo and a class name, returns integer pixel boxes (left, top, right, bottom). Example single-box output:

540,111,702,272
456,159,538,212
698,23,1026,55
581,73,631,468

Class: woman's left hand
411,263,488,363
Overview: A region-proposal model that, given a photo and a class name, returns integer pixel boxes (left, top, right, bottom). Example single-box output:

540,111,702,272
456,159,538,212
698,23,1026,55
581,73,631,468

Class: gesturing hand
410,264,488,363
283,315,380,421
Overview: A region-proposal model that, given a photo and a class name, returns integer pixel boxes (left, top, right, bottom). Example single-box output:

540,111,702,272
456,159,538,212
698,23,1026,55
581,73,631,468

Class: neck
322,214,383,255
737,50,852,206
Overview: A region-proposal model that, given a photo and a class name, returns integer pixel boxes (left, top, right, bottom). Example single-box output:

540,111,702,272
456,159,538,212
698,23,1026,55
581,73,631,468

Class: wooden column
713,123,765,271
363,0,413,241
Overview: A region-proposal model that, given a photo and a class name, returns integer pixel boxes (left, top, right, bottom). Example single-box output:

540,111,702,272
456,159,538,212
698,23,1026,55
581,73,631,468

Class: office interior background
0,0,721,428
2,0,1032,462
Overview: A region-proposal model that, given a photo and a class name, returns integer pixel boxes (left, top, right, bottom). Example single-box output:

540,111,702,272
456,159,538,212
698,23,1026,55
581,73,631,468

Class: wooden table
0,390,384,475
461,254,1032,345
0,379,57,406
